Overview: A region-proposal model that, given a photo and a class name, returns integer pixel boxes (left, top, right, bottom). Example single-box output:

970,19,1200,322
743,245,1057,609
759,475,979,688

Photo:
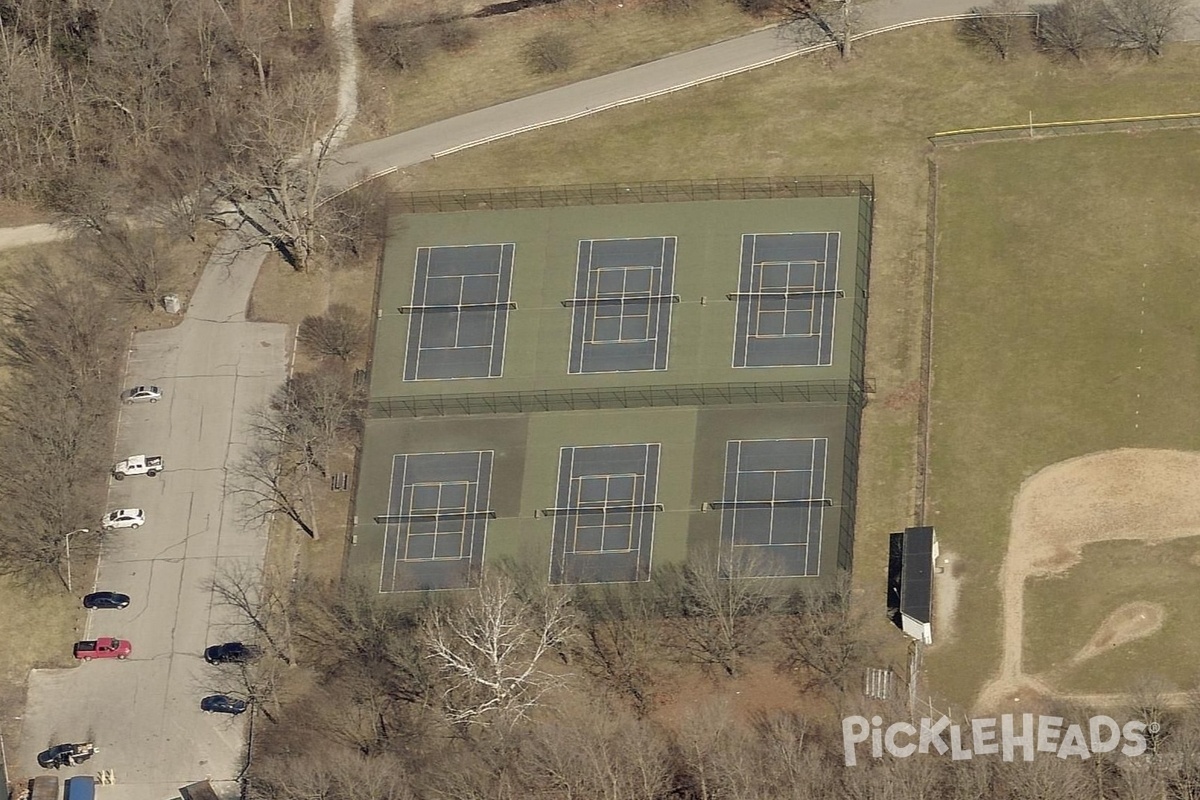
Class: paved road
16,240,286,799
327,0,1200,189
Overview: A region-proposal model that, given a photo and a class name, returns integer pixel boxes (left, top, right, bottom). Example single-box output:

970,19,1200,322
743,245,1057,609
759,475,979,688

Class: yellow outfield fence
930,111,1200,145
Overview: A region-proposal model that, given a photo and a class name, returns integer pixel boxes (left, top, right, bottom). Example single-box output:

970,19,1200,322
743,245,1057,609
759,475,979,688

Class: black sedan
83,591,131,610
204,642,262,664
200,695,247,715
37,742,96,769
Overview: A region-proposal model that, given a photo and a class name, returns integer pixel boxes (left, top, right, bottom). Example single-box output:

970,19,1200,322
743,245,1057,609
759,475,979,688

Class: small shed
179,781,222,800
887,526,938,644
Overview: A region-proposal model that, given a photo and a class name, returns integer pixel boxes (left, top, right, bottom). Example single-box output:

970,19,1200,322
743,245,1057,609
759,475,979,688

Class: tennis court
402,243,516,381
713,437,829,577
545,443,661,584
566,237,678,374
355,181,873,591
732,232,841,368
377,450,494,591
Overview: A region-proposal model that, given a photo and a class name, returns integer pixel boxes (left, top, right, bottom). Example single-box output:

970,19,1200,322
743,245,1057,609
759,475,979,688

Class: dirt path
976,449,1200,713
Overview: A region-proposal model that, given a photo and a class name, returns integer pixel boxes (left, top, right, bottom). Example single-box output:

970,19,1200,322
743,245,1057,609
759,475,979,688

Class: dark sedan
83,591,130,610
204,642,262,665
200,695,247,715
37,742,95,769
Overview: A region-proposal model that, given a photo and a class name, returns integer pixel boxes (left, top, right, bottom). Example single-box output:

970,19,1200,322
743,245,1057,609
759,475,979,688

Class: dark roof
898,526,934,624
179,782,222,800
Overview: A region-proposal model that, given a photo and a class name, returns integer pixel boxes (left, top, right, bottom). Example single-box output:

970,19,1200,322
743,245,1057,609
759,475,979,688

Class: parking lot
14,246,287,799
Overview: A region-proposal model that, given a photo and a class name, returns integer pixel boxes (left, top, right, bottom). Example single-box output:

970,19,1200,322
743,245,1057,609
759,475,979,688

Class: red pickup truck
73,637,131,661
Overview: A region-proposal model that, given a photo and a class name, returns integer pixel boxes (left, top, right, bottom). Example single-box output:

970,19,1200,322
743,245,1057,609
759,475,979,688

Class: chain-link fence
930,112,1200,146
390,176,874,214
369,378,875,418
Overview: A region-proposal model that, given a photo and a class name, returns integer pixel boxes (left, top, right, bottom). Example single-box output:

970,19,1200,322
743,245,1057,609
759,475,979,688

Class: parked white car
101,508,145,530
123,385,162,404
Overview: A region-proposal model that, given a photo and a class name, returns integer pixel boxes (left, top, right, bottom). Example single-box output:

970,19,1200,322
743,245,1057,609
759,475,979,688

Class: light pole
64,528,88,593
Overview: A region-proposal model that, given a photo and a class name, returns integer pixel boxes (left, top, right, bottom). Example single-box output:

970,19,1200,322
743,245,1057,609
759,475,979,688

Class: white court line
810,438,829,575
728,441,743,563
391,455,412,591
492,243,515,378
817,232,842,367
546,446,574,585
379,454,403,593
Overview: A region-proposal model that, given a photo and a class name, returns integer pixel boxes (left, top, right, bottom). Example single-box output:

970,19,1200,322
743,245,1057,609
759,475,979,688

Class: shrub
522,31,576,74
435,18,479,52
298,304,368,362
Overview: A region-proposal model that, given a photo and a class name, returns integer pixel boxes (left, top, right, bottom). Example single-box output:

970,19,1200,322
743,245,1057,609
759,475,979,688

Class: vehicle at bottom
65,775,96,800
201,694,247,715
28,775,59,800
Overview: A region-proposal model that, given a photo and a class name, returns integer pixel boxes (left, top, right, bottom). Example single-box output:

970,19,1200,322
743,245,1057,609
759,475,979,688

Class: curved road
10,2,1197,798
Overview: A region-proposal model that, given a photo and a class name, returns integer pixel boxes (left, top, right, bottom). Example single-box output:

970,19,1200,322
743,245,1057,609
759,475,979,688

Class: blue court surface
378,450,494,591
403,244,515,381
546,443,661,584
565,237,678,375
731,232,841,368
714,438,829,577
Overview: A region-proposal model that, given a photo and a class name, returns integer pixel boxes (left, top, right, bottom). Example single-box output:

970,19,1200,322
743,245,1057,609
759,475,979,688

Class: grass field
374,25,1200,698
354,0,769,137
925,131,1200,707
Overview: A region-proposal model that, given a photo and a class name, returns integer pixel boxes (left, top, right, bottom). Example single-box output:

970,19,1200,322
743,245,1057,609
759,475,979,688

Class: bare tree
81,223,181,310
673,698,746,800
213,74,341,271
1034,0,1107,58
266,366,364,476
140,133,223,240
249,752,416,800
572,586,663,716
233,434,319,540
422,572,574,727
293,579,436,707
780,0,863,58
1101,0,1183,55
206,560,296,665
203,653,289,724
517,699,674,800
0,263,119,580
317,179,389,268
0,263,124,386
958,0,1032,59
297,304,369,362
669,547,781,677
780,571,878,694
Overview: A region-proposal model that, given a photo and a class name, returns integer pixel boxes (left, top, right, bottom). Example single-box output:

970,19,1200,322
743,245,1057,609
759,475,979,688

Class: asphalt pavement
15,239,287,799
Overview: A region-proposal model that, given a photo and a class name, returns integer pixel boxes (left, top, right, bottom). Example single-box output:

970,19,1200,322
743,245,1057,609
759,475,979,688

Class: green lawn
925,131,1200,706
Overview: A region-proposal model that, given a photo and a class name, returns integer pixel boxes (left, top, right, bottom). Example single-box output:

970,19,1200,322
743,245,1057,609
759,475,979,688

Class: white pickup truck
112,455,163,480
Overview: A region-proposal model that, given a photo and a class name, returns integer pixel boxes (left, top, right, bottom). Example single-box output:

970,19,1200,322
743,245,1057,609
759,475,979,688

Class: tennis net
536,503,664,518
374,510,497,523
703,498,834,511
726,290,845,301
398,301,518,314
560,294,681,308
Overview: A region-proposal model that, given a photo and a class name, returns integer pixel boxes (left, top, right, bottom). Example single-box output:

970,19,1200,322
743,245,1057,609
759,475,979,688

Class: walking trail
8,0,1196,252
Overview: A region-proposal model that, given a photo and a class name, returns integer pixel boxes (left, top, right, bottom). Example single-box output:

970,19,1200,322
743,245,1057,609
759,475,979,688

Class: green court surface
349,181,871,590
